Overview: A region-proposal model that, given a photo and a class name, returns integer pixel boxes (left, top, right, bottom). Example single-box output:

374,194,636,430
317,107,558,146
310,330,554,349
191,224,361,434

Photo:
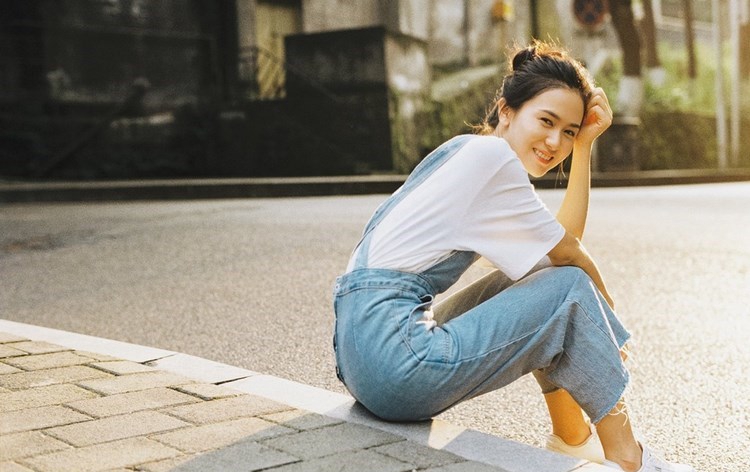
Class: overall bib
333,136,630,423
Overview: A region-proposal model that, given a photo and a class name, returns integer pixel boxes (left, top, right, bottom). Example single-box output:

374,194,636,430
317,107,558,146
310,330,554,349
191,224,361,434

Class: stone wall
301,0,515,68
274,27,430,174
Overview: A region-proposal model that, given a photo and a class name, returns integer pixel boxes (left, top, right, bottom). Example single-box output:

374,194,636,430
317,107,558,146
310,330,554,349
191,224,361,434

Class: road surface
2,182,749,471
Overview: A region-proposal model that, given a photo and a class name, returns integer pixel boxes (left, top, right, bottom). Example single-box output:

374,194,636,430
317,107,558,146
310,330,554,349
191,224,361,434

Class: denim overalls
333,135,631,424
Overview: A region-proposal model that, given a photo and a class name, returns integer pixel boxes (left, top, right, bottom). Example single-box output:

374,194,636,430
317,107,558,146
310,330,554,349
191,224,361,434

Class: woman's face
495,88,584,177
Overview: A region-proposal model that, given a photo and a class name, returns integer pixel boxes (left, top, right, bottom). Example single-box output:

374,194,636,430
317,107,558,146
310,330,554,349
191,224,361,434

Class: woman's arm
548,231,615,309
555,88,612,240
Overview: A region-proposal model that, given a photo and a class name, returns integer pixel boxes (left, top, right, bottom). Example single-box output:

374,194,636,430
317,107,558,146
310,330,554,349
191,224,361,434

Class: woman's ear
496,98,513,131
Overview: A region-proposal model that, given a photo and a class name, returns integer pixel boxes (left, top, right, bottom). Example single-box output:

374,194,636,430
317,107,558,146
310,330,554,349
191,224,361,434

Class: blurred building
234,0,536,176
0,0,240,178
0,0,551,179
9,0,732,178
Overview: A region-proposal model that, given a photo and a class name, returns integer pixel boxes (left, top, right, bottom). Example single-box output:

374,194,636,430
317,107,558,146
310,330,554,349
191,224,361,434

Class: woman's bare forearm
548,232,614,309
556,143,592,240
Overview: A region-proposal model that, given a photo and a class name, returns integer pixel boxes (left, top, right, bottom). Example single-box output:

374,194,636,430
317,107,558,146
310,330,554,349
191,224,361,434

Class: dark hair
475,41,594,135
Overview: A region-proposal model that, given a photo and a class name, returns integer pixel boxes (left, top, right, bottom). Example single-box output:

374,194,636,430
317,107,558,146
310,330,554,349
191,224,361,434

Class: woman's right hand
575,87,612,148
548,231,615,311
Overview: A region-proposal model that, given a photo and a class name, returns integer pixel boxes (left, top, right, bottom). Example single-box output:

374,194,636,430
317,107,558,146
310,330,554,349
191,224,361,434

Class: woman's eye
565,130,577,137
541,118,553,126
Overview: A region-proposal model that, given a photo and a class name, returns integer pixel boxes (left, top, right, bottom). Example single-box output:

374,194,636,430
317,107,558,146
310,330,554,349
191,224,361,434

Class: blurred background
0,0,748,180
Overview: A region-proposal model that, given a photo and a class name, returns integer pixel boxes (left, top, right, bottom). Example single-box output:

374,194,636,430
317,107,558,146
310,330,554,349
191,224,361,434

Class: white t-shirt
348,135,565,281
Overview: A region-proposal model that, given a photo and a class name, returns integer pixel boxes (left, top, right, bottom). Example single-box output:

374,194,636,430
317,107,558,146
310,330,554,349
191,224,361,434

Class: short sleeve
454,139,565,280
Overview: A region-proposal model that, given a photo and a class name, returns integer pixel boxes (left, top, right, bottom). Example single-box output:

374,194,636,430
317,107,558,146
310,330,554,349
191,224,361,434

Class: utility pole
463,0,471,66
712,0,728,170
729,0,742,167
684,0,697,80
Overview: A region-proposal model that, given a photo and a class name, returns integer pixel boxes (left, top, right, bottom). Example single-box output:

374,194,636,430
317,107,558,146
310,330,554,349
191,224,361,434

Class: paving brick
260,408,343,431
372,441,464,469
422,461,507,472
67,387,199,418
77,371,194,395
173,383,243,400
73,351,120,362
133,454,196,472
0,431,71,461
0,462,35,472
260,422,402,460
7,341,70,355
152,417,293,454
164,394,289,424
45,410,190,447
150,440,299,472
3,352,95,371
91,361,157,375
0,363,21,375
268,449,412,472
20,437,181,472
0,333,27,344
0,405,91,434
0,384,97,413
0,345,25,359
0,365,111,390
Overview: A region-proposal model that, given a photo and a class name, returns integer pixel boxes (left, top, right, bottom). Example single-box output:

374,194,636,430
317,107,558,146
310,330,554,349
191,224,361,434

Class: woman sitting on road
332,41,693,472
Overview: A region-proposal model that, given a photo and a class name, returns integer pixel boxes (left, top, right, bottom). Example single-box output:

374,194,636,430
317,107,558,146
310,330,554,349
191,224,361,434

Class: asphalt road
2,182,749,471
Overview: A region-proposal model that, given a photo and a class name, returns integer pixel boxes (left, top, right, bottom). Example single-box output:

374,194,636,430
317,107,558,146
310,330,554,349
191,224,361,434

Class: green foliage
408,40,750,173
596,41,750,170
415,73,502,163
638,110,717,169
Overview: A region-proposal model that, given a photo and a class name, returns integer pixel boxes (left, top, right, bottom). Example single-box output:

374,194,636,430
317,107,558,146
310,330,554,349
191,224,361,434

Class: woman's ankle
552,422,592,446
605,445,642,472
595,402,642,470
544,389,591,445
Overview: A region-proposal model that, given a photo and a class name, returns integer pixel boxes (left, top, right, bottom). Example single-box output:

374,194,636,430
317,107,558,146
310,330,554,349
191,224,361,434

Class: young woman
332,42,693,472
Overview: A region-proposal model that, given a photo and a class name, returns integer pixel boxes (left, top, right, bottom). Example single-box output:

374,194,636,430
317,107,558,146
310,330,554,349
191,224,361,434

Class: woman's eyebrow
541,109,581,129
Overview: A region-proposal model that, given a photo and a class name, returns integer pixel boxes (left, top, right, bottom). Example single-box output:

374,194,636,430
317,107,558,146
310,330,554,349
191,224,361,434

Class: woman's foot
546,422,606,463
603,443,695,472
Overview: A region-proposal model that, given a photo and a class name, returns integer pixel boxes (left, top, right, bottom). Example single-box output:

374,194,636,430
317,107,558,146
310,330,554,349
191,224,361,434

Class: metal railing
239,46,286,100
238,45,346,104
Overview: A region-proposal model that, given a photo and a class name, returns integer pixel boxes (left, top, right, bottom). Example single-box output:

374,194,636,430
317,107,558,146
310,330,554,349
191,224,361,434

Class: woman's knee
553,265,589,280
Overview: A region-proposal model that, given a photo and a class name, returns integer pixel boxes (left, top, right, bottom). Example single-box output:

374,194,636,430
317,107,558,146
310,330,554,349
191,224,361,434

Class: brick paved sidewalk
0,331,495,472
0,323,611,472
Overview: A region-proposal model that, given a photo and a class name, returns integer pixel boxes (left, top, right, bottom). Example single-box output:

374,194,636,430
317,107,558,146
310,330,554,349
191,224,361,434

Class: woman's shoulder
455,134,513,156
451,134,517,169
451,135,530,188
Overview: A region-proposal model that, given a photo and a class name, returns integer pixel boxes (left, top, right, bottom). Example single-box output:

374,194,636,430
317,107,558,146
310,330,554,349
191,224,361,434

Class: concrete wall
279,27,429,173
429,0,466,65
384,0,431,39
301,0,382,32
301,0,519,68
301,0,429,39
385,32,431,171
236,0,257,49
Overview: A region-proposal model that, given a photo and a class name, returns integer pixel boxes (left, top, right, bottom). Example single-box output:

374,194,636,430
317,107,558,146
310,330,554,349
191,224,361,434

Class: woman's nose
545,131,561,150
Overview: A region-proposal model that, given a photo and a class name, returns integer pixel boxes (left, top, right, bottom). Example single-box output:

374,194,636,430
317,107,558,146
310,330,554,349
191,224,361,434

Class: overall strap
353,135,473,269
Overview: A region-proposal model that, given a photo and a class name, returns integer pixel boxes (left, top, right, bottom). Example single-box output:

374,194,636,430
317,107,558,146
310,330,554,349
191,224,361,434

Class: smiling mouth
534,148,553,163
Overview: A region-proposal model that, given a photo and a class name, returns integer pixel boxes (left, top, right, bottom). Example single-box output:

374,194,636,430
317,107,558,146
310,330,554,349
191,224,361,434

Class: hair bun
511,46,538,71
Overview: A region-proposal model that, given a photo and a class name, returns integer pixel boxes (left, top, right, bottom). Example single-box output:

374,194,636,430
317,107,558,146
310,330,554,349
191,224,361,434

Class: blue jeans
333,135,630,424
333,264,630,424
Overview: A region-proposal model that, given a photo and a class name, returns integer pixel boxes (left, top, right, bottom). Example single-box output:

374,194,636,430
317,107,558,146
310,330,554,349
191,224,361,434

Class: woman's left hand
575,87,613,147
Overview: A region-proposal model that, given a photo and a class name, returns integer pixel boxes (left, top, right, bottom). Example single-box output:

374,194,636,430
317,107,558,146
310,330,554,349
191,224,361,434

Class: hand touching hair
476,41,595,135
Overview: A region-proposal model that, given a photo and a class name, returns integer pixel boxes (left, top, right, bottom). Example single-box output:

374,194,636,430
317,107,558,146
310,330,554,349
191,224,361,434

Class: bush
416,73,502,162
639,110,717,169
596,41,750,170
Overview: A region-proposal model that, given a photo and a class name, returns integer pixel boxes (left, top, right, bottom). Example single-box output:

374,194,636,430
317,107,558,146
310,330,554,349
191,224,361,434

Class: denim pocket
399,294,436,360
332,295,344,384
